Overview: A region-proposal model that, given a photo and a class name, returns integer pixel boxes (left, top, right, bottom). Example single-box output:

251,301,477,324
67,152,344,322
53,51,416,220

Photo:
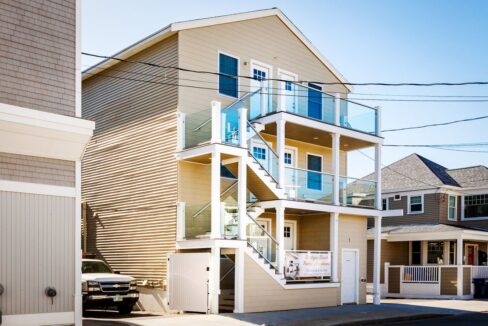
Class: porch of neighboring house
367,224,488,299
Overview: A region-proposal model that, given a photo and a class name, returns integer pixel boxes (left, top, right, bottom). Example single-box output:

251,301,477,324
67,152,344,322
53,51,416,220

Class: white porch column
276,204,285,274
332,133,341,205
260,81,267,117
211,100,222,144
330,212,339,283
234,247,245,313
209,246,221,314
211,149,221,239
238,155,247,240
239,108,248,148
375,106,382,137
457,237,463,297
176,202,186,241
176,112,186,151
334,93,341,126
373,215,382,305
277,119,286,189
375,143,382,210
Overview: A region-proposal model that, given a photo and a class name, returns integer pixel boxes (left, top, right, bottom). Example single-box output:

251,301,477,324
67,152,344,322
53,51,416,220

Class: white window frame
217,51,240,99
448,195,457,221
407,194,424,214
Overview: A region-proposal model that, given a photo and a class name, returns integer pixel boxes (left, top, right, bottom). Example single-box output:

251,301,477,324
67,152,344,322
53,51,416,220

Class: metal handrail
247,241,278,271
192,89,260,132
246,213,279,245
246,121,279,158
285,166,334,177
192,181,238,218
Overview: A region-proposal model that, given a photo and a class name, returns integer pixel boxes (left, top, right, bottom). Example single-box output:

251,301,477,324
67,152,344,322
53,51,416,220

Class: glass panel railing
339,176,376,208
248,86,271,120
221,104,240,147
185,203,211,240
184,109,212,149
282,82,335,124
221,183,239,239
339,98,378,135
246,121,279,182
246,213,279,270
284,167,333,204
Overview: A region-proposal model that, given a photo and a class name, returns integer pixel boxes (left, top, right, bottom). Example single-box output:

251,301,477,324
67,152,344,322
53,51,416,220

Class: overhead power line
82,52,488,87
383,115,488,132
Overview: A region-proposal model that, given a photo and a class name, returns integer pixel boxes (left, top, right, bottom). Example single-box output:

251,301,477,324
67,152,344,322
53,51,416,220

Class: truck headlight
129,280,137,290
87,281,100,292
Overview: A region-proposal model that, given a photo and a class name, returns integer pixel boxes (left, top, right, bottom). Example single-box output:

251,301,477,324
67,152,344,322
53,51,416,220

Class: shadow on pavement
83,310,160,326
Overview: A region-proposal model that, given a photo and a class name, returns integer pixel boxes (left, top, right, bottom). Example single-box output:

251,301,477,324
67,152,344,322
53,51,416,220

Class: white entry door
168,253,210,313
278,69,297,112
284,221,296,250
250,60,272,118
341,249,359,304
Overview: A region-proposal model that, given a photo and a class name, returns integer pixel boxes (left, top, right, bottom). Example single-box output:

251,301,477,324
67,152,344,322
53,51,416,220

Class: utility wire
82,52,488,88
383,115,488,132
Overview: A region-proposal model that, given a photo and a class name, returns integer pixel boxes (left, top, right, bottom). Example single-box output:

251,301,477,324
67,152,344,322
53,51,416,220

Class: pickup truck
82,259,139,314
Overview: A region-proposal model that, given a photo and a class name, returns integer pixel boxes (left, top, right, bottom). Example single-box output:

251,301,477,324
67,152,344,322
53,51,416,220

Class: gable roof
82,8,352,91
447,165,488,188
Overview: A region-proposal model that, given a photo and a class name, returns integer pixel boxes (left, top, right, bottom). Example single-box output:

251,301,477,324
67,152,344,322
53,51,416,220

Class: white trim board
0,180,76,197
3,311,74,326
82,8,352,91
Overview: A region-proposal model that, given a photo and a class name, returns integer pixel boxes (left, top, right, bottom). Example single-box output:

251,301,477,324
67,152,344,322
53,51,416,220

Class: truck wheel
117,304,133,315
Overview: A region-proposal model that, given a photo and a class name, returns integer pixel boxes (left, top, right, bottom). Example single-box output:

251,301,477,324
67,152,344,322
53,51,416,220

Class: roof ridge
416,154,460,187
447,165,488,171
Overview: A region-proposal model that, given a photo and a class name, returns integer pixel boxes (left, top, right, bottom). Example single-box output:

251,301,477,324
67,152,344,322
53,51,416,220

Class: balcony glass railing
284,167,333,204
339,176,376,208
339,98,378,135
247,121,279,182
184,109,212,148
185,203,211,240
246,213,279,270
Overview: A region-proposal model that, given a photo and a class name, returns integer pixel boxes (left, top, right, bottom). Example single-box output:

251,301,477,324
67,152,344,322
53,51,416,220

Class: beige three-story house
82,8,383,313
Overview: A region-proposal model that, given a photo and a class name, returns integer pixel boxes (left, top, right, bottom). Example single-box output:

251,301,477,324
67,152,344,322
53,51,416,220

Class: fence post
177,112,186,151
384,262,390,296
176,202,185,241
400,266,404,294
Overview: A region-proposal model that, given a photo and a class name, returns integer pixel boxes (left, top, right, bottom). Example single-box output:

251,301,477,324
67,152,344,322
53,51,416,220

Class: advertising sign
284,251,331,280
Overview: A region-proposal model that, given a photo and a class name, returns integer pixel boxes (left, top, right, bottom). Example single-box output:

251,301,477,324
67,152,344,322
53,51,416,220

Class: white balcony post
375,143,382,210
384,262,390,296
176,202,186,241
330,212,339,282
238,155,247,240
220,202,226,238
211,149,221,239
234,247,245,313
177,112,186,150
277,119,286,189
260,81,267,117
211,100,222,144
375,106,382,137
373,215,382,305
457,237,463,297
334,93,341,126
239,108,248,148
209,245,221,314
332,133,341,205
276,204,285,274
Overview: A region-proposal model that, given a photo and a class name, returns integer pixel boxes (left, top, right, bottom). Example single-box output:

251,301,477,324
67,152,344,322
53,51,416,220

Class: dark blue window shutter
219,54,238,98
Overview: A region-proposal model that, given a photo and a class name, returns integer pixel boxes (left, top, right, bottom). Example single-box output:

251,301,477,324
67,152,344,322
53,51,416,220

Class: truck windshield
82,261,112,273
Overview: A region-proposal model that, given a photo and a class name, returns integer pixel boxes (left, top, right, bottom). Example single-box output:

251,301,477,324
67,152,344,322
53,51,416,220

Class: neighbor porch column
209,245,221,314
375,143,382,210
211,149,221,239
238,154,247,240
277,119,286,189
276,204,285,274
330,212,339,282
457,237,463,297
332,133,341,205
373,215,382,305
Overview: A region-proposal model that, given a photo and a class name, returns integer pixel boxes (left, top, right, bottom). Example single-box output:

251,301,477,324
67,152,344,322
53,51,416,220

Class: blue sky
82,0,488,178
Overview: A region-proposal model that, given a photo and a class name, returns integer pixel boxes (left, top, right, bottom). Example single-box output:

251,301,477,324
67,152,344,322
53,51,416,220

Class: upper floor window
253,146,266,160
382,198,389,211
252,68,266,81
219,53,238,98
284,152,292,165
408,195,424,214
284,81,292,91
464,194,488,219
448,195,457,221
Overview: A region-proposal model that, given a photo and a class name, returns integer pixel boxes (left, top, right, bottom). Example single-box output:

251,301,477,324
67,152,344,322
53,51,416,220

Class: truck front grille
99,282,130,293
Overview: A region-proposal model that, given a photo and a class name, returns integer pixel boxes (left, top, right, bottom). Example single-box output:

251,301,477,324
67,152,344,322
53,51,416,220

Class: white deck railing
472,266,488,278
403,266,439,283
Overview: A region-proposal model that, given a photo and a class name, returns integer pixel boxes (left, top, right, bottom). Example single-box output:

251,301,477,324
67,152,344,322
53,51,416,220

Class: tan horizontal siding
0,152,75,187
367,240,409,283
440,267,457,295
383,193,440,226
463,267,471,295
0,191,75,315
0,0,76,116
82,34,179,282
388,267,401,293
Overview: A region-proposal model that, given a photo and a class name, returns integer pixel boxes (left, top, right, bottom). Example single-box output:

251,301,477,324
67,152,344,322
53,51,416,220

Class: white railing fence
472,266,488,278
403,266,439,283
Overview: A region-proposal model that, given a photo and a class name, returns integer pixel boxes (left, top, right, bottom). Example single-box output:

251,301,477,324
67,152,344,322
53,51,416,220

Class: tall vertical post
260,81,267,117
74,160,82,326
211,100,222,144
176,202,186,241
457,237,463,297
276,204,285,274
375,106,382,137
234,247,245,313
239,108,248,148
334,93,341,126
238,155,247,240
373,215,382,305
375,143,382,210
211,149,221,239
176,112,186,150
277,119,286,189
209,246,221,314
332,133,341,205
330,212,339,282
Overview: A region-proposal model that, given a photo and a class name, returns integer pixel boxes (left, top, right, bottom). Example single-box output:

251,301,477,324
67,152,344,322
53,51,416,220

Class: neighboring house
366,154,488,299
81,8,383,313
0,1,94,326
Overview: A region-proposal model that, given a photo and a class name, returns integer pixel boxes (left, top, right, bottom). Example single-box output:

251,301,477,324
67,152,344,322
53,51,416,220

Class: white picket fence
403,266,439,283
472,266,488,278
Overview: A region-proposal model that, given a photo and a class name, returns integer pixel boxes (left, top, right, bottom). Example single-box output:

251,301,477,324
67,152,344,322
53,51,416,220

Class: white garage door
168,253,210,313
